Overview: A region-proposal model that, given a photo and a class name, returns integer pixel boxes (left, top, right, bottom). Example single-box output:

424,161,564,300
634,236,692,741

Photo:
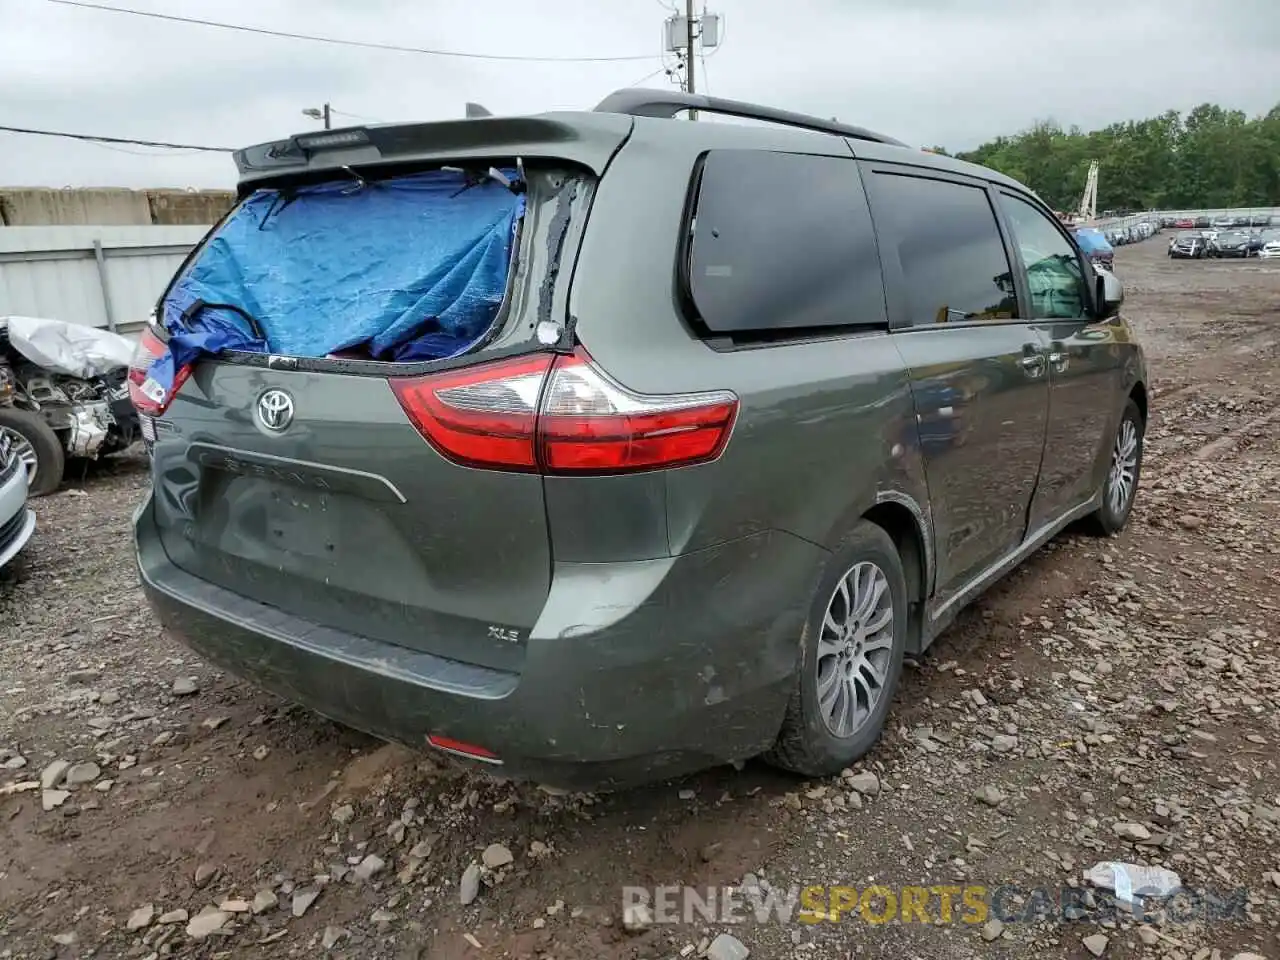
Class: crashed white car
0,316,139,496
0,428,35,569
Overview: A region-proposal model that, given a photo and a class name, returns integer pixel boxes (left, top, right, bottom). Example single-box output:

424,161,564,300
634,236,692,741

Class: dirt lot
2,239,1279,960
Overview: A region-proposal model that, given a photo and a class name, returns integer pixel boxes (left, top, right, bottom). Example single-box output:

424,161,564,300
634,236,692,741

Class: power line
0,124,232,152
329,107,384,124
624,65,670,88
86,141,209,157
47,0,657,64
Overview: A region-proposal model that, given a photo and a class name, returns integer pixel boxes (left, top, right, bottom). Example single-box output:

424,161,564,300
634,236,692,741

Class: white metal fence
0,225,210,334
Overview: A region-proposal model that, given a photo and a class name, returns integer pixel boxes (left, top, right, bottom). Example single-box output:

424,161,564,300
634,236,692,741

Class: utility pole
685,0,697,115
664,6,720,121
301,103,332,129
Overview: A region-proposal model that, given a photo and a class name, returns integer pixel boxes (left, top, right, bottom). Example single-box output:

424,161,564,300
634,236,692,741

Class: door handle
1020,354,1047,377
1048,350,1068,373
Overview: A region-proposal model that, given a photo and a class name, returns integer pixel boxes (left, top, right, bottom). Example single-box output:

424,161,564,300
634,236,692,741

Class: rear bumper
0,462,34,569
134,493,821,789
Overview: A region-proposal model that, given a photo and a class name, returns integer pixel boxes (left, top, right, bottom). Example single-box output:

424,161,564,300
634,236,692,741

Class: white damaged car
0,316,140,496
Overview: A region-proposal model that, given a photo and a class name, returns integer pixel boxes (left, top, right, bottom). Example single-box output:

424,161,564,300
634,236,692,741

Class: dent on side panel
525,529,823,757
543,474,669,562
664,333,926,555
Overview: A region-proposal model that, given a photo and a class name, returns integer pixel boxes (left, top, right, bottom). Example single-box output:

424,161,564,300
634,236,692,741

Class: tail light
538,352,737,472
128,327,192,418
390,346,738,474
390,354,552,471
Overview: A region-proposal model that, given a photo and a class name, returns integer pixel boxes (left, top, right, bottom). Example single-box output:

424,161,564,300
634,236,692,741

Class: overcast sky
3,0,1279,189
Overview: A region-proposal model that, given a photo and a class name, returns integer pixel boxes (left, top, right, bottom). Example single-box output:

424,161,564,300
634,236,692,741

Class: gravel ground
2,239,1279,960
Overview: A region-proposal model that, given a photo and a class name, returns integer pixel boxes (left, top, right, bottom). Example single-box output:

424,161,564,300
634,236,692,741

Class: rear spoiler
233,112,634,192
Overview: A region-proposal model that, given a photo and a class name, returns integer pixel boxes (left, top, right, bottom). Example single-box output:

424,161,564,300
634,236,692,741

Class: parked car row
1103,220,1160,246
1068,218,1162,272
1165,213,1279,230
1168,227,1280,259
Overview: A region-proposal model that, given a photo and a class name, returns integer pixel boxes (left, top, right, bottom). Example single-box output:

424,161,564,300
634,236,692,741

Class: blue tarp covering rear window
142,169,524,402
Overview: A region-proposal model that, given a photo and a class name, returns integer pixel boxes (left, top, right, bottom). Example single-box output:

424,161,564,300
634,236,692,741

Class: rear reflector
427,734,501,763
390,347,738,474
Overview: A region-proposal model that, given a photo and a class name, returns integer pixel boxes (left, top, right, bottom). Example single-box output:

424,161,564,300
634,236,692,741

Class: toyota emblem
256,389,295,432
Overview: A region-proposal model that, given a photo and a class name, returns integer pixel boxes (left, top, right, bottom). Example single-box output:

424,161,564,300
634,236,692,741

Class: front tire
1088,398,1144,536
0,407,65,497
764,521,908,777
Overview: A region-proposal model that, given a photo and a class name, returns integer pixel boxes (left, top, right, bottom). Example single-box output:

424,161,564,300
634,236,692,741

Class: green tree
953,103,1280,211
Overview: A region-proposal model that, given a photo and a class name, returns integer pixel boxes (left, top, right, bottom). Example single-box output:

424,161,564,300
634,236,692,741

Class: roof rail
593,88,906,147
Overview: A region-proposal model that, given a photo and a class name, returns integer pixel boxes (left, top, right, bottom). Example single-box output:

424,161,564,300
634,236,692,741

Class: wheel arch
1129,380,1148,425
862,493,932,654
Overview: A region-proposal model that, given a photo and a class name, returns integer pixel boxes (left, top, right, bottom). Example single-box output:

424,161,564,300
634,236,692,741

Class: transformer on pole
664,6,720,118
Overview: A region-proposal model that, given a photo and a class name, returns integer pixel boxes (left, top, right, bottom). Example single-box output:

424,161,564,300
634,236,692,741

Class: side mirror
1094,267,1124,318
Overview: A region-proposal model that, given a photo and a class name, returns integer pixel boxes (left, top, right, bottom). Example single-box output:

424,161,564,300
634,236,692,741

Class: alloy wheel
816,561,895,738
0,426,38,484
1107,418,1139,518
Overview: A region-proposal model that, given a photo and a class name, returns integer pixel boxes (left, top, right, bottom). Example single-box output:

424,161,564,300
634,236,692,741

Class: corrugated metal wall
0,225,209,331
0,187,234,226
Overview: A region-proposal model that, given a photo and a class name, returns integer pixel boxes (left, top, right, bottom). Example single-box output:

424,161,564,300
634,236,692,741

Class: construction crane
1077,160,1099,222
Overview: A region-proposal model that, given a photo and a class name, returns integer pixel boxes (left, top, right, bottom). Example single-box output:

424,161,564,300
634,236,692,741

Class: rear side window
684,150,886,335
997,194,1089,320
864,172,1017,325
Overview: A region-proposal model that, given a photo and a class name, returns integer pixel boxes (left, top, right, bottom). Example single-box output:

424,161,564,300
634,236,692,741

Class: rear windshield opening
161,165,529,365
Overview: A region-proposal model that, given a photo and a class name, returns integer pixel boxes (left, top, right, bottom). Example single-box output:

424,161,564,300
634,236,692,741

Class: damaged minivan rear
134,92,1151,790
133,110,799,788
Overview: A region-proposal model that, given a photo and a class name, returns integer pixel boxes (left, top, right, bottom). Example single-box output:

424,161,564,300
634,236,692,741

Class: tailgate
150,363,548,672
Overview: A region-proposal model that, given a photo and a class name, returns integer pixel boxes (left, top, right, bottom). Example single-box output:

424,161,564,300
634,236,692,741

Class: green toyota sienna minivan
131,89,1147,789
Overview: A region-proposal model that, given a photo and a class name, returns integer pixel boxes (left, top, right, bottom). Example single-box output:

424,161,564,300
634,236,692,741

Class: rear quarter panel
563,121,928,563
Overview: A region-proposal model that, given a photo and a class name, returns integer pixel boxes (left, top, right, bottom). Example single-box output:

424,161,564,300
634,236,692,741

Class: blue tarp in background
1073,228,1113,256
143,169,524,401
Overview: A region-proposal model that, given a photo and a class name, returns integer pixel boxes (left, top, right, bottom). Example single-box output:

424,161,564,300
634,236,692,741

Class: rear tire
1087,398,1143,536
764,521,907,777
0,407,64,497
